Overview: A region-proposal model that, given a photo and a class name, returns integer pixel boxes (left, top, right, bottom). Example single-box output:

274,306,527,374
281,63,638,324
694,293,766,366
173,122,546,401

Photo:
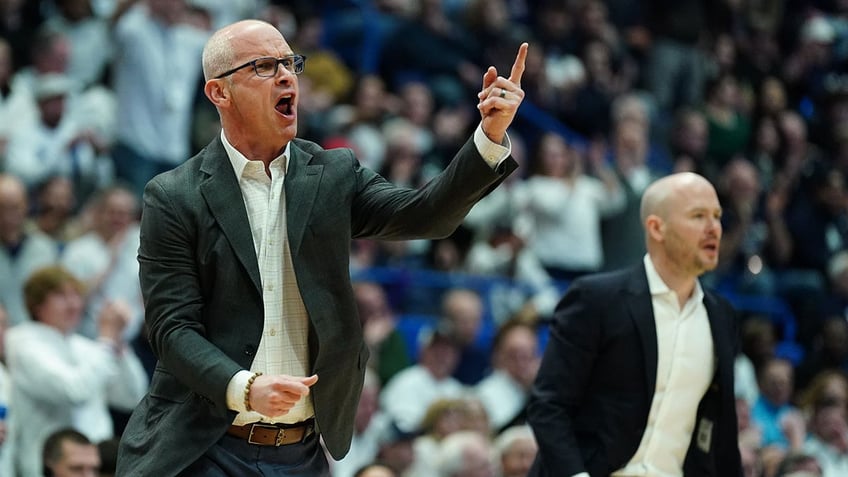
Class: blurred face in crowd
536,133,575,178
48,440,100,477
501,435,538,477
0,175,28,246
759,359,793,406
495,325,540,389
443,290,482,345
35,282,85,335
95,189,137,241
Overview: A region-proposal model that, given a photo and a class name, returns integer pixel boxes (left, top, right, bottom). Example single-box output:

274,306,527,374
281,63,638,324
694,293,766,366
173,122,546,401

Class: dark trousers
178,432,330,476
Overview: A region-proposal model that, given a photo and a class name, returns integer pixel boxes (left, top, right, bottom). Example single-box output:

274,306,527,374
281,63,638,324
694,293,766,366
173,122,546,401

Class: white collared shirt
222,125,510,425
221,131,314,424
609,255,715,477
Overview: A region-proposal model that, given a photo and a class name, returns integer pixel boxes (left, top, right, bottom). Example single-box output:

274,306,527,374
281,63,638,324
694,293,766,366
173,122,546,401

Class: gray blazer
117,135,515,476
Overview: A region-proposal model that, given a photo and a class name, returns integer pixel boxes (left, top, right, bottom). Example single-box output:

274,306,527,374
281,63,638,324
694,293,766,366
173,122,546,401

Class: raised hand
477,42,529,144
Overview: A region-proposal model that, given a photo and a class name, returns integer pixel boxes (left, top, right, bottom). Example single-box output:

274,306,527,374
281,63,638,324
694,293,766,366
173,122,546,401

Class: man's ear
204,79,229,107
646,215,664,242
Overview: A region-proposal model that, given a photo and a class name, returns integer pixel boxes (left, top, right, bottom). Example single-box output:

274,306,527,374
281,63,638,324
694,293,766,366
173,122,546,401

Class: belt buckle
247,423,284,446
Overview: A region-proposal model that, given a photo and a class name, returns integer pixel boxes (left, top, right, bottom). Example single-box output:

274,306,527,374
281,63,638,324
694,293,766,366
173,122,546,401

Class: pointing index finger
508,42,529,87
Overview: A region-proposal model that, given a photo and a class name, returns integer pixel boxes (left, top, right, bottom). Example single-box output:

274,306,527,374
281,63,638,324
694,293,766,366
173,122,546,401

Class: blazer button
243,345,256,356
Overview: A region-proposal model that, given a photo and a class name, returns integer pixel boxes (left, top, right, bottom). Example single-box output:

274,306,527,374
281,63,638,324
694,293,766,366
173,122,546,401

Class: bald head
0,173,26,202
0,174,28,244
202,20,281,81
640,172,714,224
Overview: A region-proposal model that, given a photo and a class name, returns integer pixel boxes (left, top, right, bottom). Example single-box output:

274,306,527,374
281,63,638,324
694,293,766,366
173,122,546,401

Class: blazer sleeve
350,137,516,240
527,279,604,476
138,176,244,408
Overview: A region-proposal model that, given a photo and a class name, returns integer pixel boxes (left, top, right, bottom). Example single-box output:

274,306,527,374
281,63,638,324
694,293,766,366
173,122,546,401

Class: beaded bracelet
244,372,263,412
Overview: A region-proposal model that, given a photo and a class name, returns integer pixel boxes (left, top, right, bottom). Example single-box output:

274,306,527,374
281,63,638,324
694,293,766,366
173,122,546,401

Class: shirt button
270,329,276,336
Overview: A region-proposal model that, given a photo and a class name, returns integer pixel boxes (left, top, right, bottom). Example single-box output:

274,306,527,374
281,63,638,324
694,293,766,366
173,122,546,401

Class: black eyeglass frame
214,54,307,79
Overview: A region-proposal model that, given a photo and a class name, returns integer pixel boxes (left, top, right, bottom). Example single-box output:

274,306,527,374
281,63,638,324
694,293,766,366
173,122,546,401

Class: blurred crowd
4,0,848,476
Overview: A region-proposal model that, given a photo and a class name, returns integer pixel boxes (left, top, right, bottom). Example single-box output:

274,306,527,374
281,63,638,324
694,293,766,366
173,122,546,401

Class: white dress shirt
223,124,510,425
608,256,715,477
220,131,314,425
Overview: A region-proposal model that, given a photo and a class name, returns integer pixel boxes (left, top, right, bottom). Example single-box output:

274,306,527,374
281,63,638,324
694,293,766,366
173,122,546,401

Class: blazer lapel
285,141,323,257
703,293,734,393
199,137,262,293
626,264,658,396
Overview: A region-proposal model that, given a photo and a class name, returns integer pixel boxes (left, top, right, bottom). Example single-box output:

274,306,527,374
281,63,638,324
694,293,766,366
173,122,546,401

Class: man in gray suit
117,19,528,476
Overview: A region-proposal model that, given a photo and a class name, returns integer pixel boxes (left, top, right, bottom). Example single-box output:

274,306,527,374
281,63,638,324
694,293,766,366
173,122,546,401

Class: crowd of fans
4,0,848,476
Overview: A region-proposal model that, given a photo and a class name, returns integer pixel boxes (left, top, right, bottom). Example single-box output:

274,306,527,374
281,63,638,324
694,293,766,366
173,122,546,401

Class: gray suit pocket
149,368,191,403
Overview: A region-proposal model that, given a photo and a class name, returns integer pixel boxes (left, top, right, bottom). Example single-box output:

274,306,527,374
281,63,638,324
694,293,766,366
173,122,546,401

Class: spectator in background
668,107,709,173
332,368,391,477
751,357,806,453
475,319,539,432
44,0,113,89
783,159,847,343
42,428,100,477
353,282,411,386
642,0,713,114
60,184,143,341
5,73,114,204
440,288,490,385
407,397,476,477
703,73,752,179
434,430,497,477
354,463,398,477
519,131,625,281
5,265,147,477
601,116,662,271
378,0,481,106
109,0,209,198
712,157,793,296
380,328,464,434
0,37,35,160
494,424,538,477
25,176,82,250
803,396,848,477
795,321,848,392
0,173,58,325
773,452,824,477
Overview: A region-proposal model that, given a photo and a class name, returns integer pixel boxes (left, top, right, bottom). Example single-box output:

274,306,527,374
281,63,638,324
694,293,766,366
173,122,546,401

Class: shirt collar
643,254,704,303
220,129,290,178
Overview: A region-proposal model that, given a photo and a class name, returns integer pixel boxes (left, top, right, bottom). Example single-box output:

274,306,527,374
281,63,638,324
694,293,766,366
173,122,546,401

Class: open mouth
276,94,293,116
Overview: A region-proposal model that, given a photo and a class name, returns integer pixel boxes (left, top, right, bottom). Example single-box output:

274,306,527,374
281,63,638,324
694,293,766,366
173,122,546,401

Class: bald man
0,174,59,325
527,172,743,477
117,19,527,476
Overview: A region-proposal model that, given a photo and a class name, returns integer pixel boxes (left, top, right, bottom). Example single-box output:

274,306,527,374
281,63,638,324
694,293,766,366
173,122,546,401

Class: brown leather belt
227,419,315,446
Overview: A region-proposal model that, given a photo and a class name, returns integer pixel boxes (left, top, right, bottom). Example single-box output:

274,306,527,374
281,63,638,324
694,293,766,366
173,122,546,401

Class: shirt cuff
473,123,511,170
572,473,590,477
226,370,254,412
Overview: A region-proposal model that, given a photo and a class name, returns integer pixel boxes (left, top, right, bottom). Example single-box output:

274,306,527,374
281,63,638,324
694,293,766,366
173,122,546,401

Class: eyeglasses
214,54,307,79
